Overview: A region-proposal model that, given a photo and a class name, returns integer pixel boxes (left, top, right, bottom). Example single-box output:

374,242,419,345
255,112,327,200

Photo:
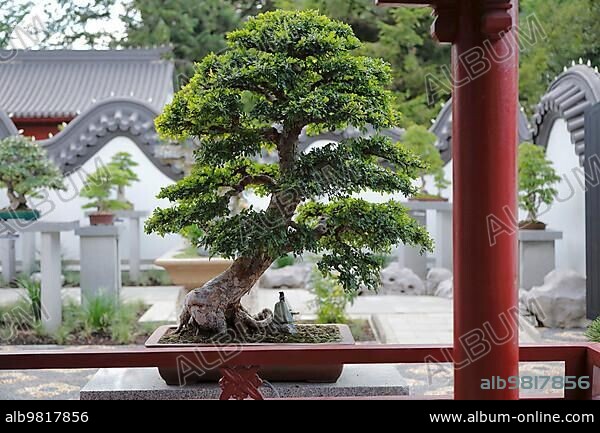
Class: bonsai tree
402,125,449,199
81,152,140,213
0,135,65,211
109,152,139,206
518,142,561,227
146,10,432,336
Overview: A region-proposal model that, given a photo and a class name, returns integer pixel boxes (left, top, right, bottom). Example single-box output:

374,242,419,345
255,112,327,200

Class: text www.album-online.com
429,412,595,423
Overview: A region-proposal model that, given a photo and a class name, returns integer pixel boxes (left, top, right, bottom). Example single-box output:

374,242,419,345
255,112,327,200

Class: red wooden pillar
378,0,520,399
452,0,519,400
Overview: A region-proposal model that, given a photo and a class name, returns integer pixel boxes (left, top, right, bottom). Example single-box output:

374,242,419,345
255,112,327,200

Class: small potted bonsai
0,135,65,220
80,152,139,225
518,142,561,230
403,125,449,201
145,10,432,382
109,152,139,208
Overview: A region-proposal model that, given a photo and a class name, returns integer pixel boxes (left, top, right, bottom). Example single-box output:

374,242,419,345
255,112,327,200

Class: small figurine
273,291,297,335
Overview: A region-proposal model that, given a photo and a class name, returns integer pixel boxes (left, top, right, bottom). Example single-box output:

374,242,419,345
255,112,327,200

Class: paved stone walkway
0,286,589,399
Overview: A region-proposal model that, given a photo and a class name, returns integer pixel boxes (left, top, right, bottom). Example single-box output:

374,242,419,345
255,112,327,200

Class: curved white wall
1,136,182,264
533,118,586,275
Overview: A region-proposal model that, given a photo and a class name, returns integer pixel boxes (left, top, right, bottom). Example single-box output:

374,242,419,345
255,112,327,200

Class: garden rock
426,267,452,295
521,269,587,328
259,264,311,289
435,278,453,299
380,262,425,295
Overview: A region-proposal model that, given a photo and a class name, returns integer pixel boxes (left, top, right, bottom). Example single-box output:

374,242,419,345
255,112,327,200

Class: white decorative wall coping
518,229,563,242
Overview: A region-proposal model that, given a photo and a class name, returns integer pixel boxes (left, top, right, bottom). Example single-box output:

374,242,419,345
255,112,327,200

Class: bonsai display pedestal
0,220,79,332
76,225,122,301
80,366,409,400
518,229,563,290
397,201,453,278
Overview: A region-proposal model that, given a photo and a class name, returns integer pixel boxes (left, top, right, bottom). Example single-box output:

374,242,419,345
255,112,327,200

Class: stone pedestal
80,366,409,400
435,206,452,269
21,221,79,333
0,233,17,283
76,225,122,302
116,210,148,283
397,201,452,279
518,229,563,291
20,232,36,275
86,210,149,283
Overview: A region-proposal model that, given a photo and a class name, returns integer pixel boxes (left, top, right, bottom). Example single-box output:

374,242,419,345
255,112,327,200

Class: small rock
435,278,453,299
521,269,587,328
426,267,453,295
380,262,425,295
259,264,310,289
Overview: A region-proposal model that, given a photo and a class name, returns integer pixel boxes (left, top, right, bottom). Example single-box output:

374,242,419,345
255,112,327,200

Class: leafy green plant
145,10,432,335
16,276,41,322
81,152,140,213
518,142,561,224
0,135,65,211
402,125,448,198
585,316,600,342
82,295,117,332
273,254,295,269
311,268,356,324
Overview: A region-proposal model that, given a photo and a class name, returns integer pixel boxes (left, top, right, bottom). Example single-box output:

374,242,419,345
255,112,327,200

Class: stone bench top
0,220,79,233
84,210,149,218
518,229,563,241
76,225,122,237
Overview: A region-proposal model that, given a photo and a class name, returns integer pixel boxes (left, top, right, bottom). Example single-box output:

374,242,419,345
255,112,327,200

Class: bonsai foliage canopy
80,152,140,213
146,10,432,294
518,142,561,224
0,135,65,211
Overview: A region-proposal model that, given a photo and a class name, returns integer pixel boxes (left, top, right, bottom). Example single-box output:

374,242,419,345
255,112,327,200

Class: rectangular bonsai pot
145,324,355,385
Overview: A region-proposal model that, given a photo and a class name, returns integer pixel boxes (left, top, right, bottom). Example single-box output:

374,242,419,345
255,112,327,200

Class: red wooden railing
1,343,598,400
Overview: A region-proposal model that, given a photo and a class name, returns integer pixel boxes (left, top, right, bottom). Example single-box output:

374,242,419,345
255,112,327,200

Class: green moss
159,324,341,345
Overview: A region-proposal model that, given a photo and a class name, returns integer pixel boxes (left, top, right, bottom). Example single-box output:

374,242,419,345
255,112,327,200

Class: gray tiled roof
0,48,174,118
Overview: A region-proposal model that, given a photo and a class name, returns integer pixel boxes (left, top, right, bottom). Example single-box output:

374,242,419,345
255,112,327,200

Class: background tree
146,10,432,335
519,0,599,113
402,125,448,198
0,136,65,211
0,0,33,48
518,142,561,224
120,0,240,80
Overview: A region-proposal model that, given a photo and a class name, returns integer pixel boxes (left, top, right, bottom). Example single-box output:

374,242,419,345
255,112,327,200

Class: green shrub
585,317,600,342
311,268,356,324
16,276,41,322
273,254,295,269
83,295,117,332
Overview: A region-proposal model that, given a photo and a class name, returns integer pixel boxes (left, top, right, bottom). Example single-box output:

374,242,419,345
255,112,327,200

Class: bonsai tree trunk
177,182,302,335
6,186,27,210
177,255,275,335
117,185,126,203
